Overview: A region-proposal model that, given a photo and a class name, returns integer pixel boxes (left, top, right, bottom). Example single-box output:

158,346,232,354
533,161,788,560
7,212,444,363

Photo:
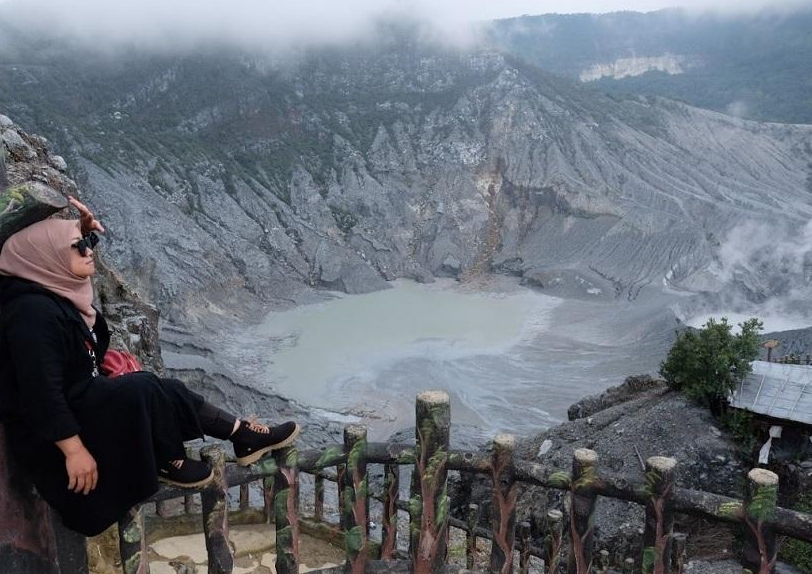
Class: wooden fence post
264,474,276,524
642,457,676,574
239,484,250,511
741,469,779,574
341,424,369,574
381,463,400,560
467,503,480,570
670,533,687,574
490,433,518,574
567,449,598,574
545,509,564,574
200,445,233,574
183,448,195,515
274,446,300,574
410,390,451,574
118,506,149,574
155,500,170,518
518,521,531,574
315,474,325,522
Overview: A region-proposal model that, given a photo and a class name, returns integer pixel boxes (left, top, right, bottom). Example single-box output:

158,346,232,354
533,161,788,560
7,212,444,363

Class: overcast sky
1,0,808,51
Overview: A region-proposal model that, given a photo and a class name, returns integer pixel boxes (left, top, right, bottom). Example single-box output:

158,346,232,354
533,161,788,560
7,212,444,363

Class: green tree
660,317,763,407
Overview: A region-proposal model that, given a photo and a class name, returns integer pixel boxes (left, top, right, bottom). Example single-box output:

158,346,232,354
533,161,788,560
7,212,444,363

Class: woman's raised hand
68,195,105,235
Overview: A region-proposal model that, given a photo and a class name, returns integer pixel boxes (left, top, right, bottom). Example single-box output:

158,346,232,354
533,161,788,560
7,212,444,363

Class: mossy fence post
410,390,451,574
466,503,480,569
315,473,325,522
274,445,300,574
741,469,779,574
381,463,400,560
568,449,598,574
544,509,565,574
671,533,687,574
118,506,148,574
340,424,369,574
518,521,532,574
239,484,250,511
642,457,676,574
490,433,518,574
200,444,233,574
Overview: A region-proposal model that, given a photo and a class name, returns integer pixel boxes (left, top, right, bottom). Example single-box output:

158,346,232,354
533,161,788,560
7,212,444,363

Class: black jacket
0,275,207,536
0,276,110,442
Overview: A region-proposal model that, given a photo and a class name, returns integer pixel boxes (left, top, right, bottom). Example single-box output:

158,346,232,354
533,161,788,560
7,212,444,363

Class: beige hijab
0,219,96,328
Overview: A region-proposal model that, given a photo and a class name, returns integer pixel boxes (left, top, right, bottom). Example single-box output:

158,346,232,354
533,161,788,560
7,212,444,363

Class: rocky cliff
1,35,810,334
0,115,165,372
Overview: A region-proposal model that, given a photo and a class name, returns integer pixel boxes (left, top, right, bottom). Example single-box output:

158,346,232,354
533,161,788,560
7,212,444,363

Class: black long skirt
7,373,204,536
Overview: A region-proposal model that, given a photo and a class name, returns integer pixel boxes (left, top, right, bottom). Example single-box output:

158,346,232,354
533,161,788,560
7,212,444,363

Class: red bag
100,350,142,378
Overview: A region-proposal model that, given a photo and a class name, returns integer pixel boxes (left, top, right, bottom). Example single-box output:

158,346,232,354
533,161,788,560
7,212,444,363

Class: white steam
717,220,812,283
683,220,812,332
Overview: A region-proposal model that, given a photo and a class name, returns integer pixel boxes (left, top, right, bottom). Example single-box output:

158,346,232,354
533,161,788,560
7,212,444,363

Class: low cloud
725,100,749,118
2,0,809,54
0,0,486,53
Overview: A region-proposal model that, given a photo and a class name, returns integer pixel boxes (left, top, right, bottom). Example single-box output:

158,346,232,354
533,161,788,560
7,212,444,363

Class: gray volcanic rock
0,116,163,372
567,374,661,420
0,128,34,160
1,42,810,326
453,376,747,571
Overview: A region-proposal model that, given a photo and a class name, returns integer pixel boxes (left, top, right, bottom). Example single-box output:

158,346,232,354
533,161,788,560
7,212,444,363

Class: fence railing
117,390,812,574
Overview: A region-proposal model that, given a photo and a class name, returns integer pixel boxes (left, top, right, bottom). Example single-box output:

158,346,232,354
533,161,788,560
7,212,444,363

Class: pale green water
242,278,672,439
261,280,552,387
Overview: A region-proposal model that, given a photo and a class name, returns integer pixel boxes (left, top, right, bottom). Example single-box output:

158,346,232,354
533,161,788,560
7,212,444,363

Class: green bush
779,491,812,573
660,317,762,407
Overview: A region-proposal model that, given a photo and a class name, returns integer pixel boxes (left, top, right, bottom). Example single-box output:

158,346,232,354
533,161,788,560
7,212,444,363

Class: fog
0,0,808,52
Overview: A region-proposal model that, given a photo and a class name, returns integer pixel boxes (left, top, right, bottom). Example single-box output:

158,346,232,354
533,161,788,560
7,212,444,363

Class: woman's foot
158,458,214,488
231,418,301,466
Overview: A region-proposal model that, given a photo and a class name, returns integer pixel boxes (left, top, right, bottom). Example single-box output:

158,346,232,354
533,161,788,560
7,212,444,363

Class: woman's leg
102,373,213,487
105,373,187,463
156,378,237,440
155,377,300,466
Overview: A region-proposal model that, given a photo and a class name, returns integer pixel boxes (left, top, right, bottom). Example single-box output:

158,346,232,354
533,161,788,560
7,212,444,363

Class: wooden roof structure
730,360,812,425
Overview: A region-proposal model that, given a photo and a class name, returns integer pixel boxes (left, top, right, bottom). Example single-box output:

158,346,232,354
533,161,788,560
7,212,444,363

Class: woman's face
68,231,96,278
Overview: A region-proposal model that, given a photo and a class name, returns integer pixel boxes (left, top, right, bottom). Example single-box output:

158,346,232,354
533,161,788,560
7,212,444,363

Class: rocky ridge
1,37,811,334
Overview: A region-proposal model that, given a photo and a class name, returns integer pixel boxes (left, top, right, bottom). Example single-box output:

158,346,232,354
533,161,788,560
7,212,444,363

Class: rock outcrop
0,115,163,372
453,376,749,570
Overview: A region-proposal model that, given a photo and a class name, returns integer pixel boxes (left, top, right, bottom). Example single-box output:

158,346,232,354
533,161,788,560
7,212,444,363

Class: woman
0,198,299,536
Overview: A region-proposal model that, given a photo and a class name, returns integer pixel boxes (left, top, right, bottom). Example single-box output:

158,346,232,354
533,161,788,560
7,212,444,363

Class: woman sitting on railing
0,197,300,537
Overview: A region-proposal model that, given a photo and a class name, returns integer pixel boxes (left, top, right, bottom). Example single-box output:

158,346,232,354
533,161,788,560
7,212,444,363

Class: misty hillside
1,23,811,326
490,8,812,124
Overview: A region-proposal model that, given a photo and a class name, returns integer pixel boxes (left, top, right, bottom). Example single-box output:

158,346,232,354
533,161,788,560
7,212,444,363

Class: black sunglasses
71,232,99,257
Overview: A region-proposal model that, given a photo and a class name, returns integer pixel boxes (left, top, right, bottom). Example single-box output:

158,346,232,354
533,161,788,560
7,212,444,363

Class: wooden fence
106,390,812,574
